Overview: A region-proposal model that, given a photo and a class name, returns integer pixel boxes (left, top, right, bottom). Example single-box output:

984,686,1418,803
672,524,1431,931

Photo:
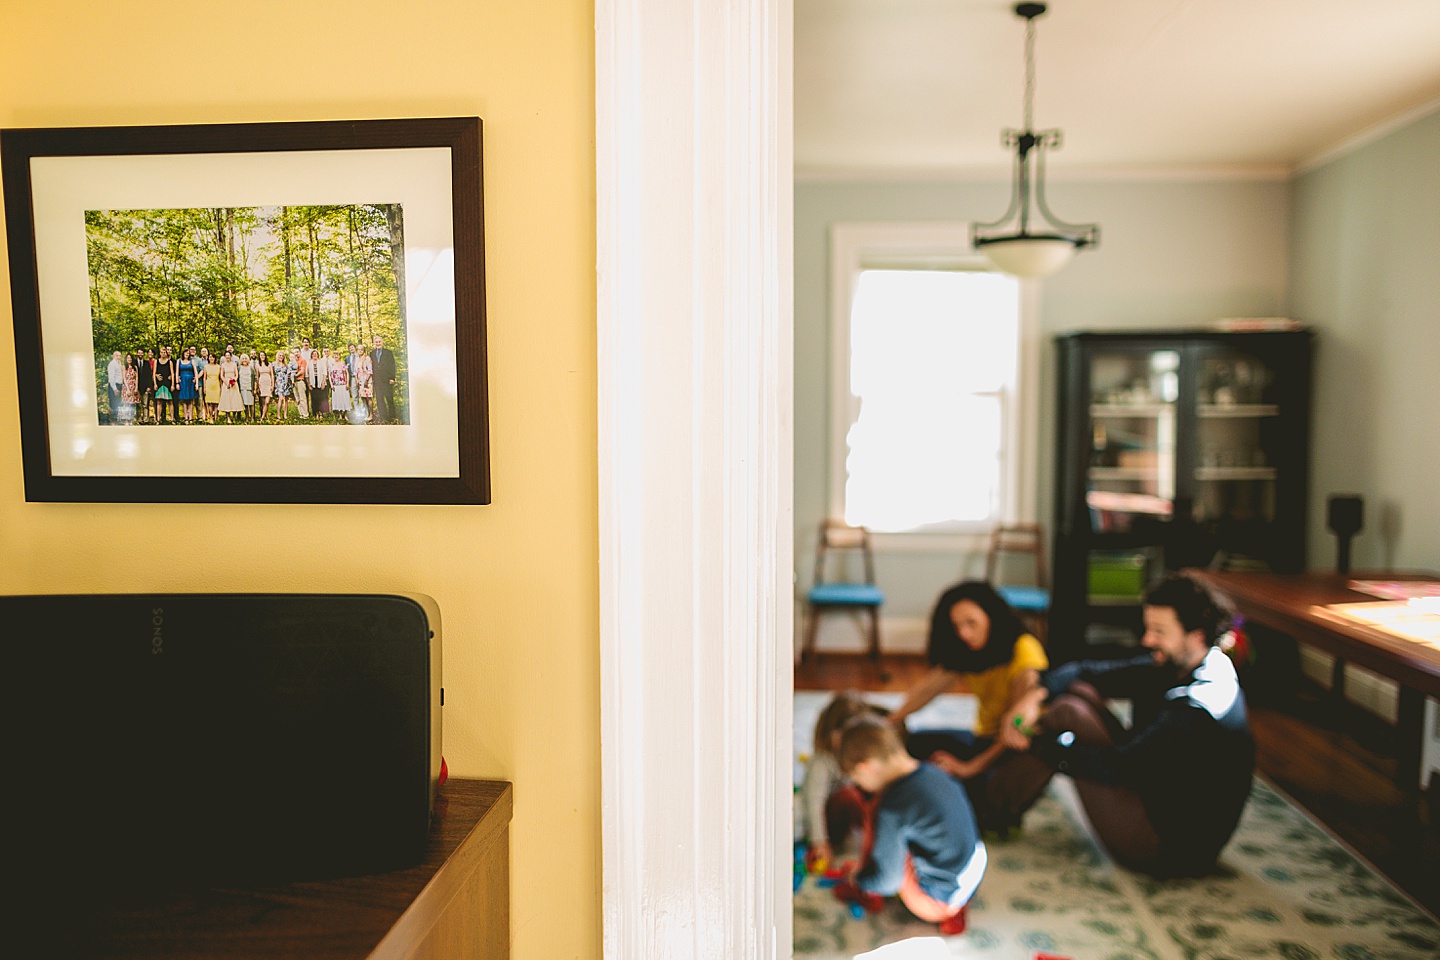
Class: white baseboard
794,613,929,659
1297,647,1400,724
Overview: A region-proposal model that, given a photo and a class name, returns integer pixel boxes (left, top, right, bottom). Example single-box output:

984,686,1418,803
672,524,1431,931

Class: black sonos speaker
2,593,442,893
1327,494,1364,574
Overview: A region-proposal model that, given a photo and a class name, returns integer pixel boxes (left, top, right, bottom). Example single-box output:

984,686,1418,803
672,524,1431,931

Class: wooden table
1189,569,1440,787
33,779,512,960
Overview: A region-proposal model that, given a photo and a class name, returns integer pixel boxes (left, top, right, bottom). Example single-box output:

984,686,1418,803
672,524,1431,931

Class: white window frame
828,222,1042,550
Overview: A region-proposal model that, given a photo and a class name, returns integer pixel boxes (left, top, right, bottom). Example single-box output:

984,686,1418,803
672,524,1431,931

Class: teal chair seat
996,584,1049,612
808,583,885,606
802,521,884,660
987,523,1051,644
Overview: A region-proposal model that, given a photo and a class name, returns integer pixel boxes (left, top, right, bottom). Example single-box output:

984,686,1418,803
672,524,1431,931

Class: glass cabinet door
1190,346,1282,564
1083,349,1179,609
1085,348,1180,531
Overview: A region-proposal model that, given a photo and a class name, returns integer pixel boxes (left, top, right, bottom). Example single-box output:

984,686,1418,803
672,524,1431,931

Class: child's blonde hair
837,716,904,774
812,691,880,756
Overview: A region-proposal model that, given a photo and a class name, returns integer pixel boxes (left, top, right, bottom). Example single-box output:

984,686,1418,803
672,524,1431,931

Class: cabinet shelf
1196,467,1278,481
1087,531,1172,548
1197,403,1280,418
1090,403,1172,418
1089,467,1160,480
1088,596,1143,607
1086,489,1173,516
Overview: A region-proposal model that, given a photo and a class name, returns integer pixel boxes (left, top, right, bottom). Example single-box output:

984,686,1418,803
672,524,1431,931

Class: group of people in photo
102,335,399,427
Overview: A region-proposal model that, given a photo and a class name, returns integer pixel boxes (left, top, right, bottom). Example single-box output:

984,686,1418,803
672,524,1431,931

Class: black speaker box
2,593,442,891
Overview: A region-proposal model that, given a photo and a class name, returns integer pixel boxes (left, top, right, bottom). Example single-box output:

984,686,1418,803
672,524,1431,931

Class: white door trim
596,0,794,957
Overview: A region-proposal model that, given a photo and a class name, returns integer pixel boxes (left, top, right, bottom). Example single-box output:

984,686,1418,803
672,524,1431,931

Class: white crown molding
1296,94,1440,175
597,0,793,957
794,162,1292,184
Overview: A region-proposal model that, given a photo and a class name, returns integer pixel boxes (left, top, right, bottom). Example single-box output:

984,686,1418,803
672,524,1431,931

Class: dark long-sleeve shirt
1038,648,1254,875
856,762,984,903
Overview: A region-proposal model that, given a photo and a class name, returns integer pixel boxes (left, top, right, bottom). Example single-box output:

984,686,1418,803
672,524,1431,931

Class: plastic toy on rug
794,841,846,891
830,877,884,916
814,859,854,888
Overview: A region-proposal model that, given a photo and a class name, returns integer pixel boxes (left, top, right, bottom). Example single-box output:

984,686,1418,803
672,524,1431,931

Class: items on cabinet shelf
1207,317,1307,333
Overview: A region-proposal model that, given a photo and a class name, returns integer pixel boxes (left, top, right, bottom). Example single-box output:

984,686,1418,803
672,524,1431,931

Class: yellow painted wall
0,1,599,956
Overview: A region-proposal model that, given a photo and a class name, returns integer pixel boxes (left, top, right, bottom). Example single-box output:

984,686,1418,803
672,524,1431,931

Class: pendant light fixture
972,2,1098,278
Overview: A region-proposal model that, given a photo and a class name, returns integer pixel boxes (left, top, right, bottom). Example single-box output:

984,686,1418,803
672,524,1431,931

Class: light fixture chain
1023,15,1036,132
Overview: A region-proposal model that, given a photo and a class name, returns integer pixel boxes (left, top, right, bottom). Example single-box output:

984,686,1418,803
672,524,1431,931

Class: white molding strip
794,162,1292,184
597,0,793,957
1296,94,1440,175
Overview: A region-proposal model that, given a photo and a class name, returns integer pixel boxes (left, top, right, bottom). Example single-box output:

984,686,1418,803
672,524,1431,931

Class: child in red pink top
799,692,884,870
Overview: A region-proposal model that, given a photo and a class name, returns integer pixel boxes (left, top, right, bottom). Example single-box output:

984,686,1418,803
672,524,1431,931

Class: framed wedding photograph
1,116,489,504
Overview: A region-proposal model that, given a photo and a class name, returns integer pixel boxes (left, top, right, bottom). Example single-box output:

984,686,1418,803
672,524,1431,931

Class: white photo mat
29,147,458,479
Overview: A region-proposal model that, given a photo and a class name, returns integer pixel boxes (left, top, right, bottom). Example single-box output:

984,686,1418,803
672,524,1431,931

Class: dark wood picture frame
1,117,489,504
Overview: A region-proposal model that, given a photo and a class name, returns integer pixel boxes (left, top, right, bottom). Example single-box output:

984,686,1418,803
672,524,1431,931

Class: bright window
829,224,1034,538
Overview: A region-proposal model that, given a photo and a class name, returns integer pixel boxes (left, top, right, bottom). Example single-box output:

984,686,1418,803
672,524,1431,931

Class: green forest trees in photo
87,203,408,411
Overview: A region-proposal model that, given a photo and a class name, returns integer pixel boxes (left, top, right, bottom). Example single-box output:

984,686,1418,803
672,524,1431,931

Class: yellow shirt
961,633,1048,737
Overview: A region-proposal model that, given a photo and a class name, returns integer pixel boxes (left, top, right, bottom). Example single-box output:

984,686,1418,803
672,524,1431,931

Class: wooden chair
985,522,1051,643
801,520,884,660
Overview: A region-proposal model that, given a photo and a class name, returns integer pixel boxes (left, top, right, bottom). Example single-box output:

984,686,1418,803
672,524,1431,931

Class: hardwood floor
795,652,1440,918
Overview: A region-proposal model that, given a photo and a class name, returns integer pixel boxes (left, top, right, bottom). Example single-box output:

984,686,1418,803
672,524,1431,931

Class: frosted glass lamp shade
977,237,1078,278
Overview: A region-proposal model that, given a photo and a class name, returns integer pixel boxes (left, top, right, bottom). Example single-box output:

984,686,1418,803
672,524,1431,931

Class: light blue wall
795,177,1291,618
1289,107,1440,572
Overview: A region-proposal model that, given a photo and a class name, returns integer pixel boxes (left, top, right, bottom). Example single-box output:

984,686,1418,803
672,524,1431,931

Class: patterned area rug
793,691,1440,960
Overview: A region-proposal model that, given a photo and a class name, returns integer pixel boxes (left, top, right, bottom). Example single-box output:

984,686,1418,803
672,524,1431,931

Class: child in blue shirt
836,717,987,934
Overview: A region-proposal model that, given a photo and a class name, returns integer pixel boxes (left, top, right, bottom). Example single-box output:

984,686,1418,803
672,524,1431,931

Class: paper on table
1323,601,1440,645
1348,580,1440,601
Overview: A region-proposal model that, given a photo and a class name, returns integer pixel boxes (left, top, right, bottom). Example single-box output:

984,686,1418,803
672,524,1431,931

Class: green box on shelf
1088,552,1147,598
